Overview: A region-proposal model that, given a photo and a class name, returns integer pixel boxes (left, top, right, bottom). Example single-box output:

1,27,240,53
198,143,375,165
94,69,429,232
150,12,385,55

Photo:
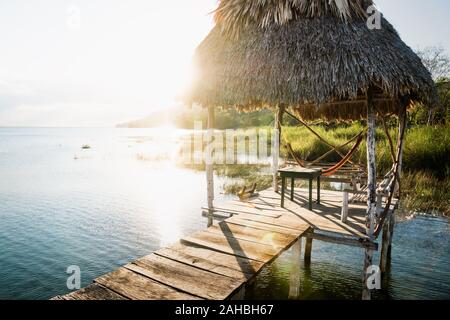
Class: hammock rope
280,109,365,174
283,110,356,164
321,134,364,177
286,133,364,177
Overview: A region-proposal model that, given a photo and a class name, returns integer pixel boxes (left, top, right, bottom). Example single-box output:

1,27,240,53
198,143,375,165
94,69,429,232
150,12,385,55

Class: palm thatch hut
185,0,436,300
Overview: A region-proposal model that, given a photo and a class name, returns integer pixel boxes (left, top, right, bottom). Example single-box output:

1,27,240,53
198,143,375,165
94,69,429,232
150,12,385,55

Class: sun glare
0,0,216,126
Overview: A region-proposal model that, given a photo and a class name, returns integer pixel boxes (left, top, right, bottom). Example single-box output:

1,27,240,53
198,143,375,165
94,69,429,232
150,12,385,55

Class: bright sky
0,0,449,127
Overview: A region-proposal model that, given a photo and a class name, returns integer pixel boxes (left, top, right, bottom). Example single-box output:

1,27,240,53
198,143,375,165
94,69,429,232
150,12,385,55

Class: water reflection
0,127,448,300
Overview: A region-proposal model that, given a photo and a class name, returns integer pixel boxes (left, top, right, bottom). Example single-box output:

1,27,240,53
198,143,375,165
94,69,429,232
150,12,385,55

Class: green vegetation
217,123,449,216
281,123,449,178
401,171,450,216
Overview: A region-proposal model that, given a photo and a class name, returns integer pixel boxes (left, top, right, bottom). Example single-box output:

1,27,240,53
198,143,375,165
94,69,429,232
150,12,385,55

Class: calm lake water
0,127,448,300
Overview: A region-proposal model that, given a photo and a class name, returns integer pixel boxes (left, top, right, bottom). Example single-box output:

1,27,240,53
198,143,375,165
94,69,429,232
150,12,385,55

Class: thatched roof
185,0,437,120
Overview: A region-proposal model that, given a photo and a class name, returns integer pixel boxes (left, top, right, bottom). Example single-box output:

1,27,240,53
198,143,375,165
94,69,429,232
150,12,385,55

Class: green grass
223,124,449,216
281,123,450,178
401,171,450,216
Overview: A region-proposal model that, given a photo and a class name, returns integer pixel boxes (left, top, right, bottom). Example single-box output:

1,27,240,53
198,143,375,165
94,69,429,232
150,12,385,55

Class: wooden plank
155,247,250,280
127,254,243,300
234,212,314,233
235,210,366,238
207,222,296,249
206,106,214,210
306,232,378,251
95,267,199,300
202,204,282,218
226,216,301,237
229,200,286,212
182,230,289,263
61,283,127,300
163,242,265,276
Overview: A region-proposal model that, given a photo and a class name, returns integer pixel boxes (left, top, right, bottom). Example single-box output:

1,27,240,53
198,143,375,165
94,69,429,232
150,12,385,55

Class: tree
416,46,450,81
435,78,450,125
416,47,450,125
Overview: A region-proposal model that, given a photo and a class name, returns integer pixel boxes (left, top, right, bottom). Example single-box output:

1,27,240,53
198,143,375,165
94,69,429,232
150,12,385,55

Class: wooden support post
304,234,313,267
317,175,321,204
362,87,377,300
290,177,295,201
308,177,313,210
388,210,396,253
376,193,383,218
380,212,393,273
231,285,246,300
341,191,349,223
272,111,280,192
272,106,285,193
206,107,215,227
366,88,377,237
362,248,374,300
289,238,302,299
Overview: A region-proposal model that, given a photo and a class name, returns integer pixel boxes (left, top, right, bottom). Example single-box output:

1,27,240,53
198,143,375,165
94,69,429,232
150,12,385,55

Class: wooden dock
53,187,388,300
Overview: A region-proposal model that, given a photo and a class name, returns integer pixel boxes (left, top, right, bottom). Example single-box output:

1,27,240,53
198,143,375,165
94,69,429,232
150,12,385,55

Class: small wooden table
279,167,322,210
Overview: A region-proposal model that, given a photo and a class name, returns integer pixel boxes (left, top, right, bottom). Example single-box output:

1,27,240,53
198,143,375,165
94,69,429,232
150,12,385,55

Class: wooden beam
362,249,374,300
304,233,313,266
288,238,302,299
380,211,393,273
363,87,377,300
366,87,377,238
304,230,378,251
206,106,215,227
341,191,349,223
272,107,282,192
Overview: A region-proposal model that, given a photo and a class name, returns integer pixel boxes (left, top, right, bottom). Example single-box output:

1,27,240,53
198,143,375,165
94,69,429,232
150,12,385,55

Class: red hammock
321,134,364,176
286,132,364,177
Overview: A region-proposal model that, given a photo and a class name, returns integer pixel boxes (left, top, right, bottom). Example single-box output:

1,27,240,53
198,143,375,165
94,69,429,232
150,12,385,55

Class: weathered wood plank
226,216,301,236
61,283,127,300
127,254,243,300
182,230,281,263
235,210,366,238
95,267,199,300
304,230,378,250
257,190,371,229
234,212,316,233
155,247,250,280
229,200,286,212
163,242,265,275
206,222,296,249
202,204,282,218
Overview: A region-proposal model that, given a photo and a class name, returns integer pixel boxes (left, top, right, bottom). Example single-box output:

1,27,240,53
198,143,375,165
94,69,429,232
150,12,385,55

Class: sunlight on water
0,128,448,300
